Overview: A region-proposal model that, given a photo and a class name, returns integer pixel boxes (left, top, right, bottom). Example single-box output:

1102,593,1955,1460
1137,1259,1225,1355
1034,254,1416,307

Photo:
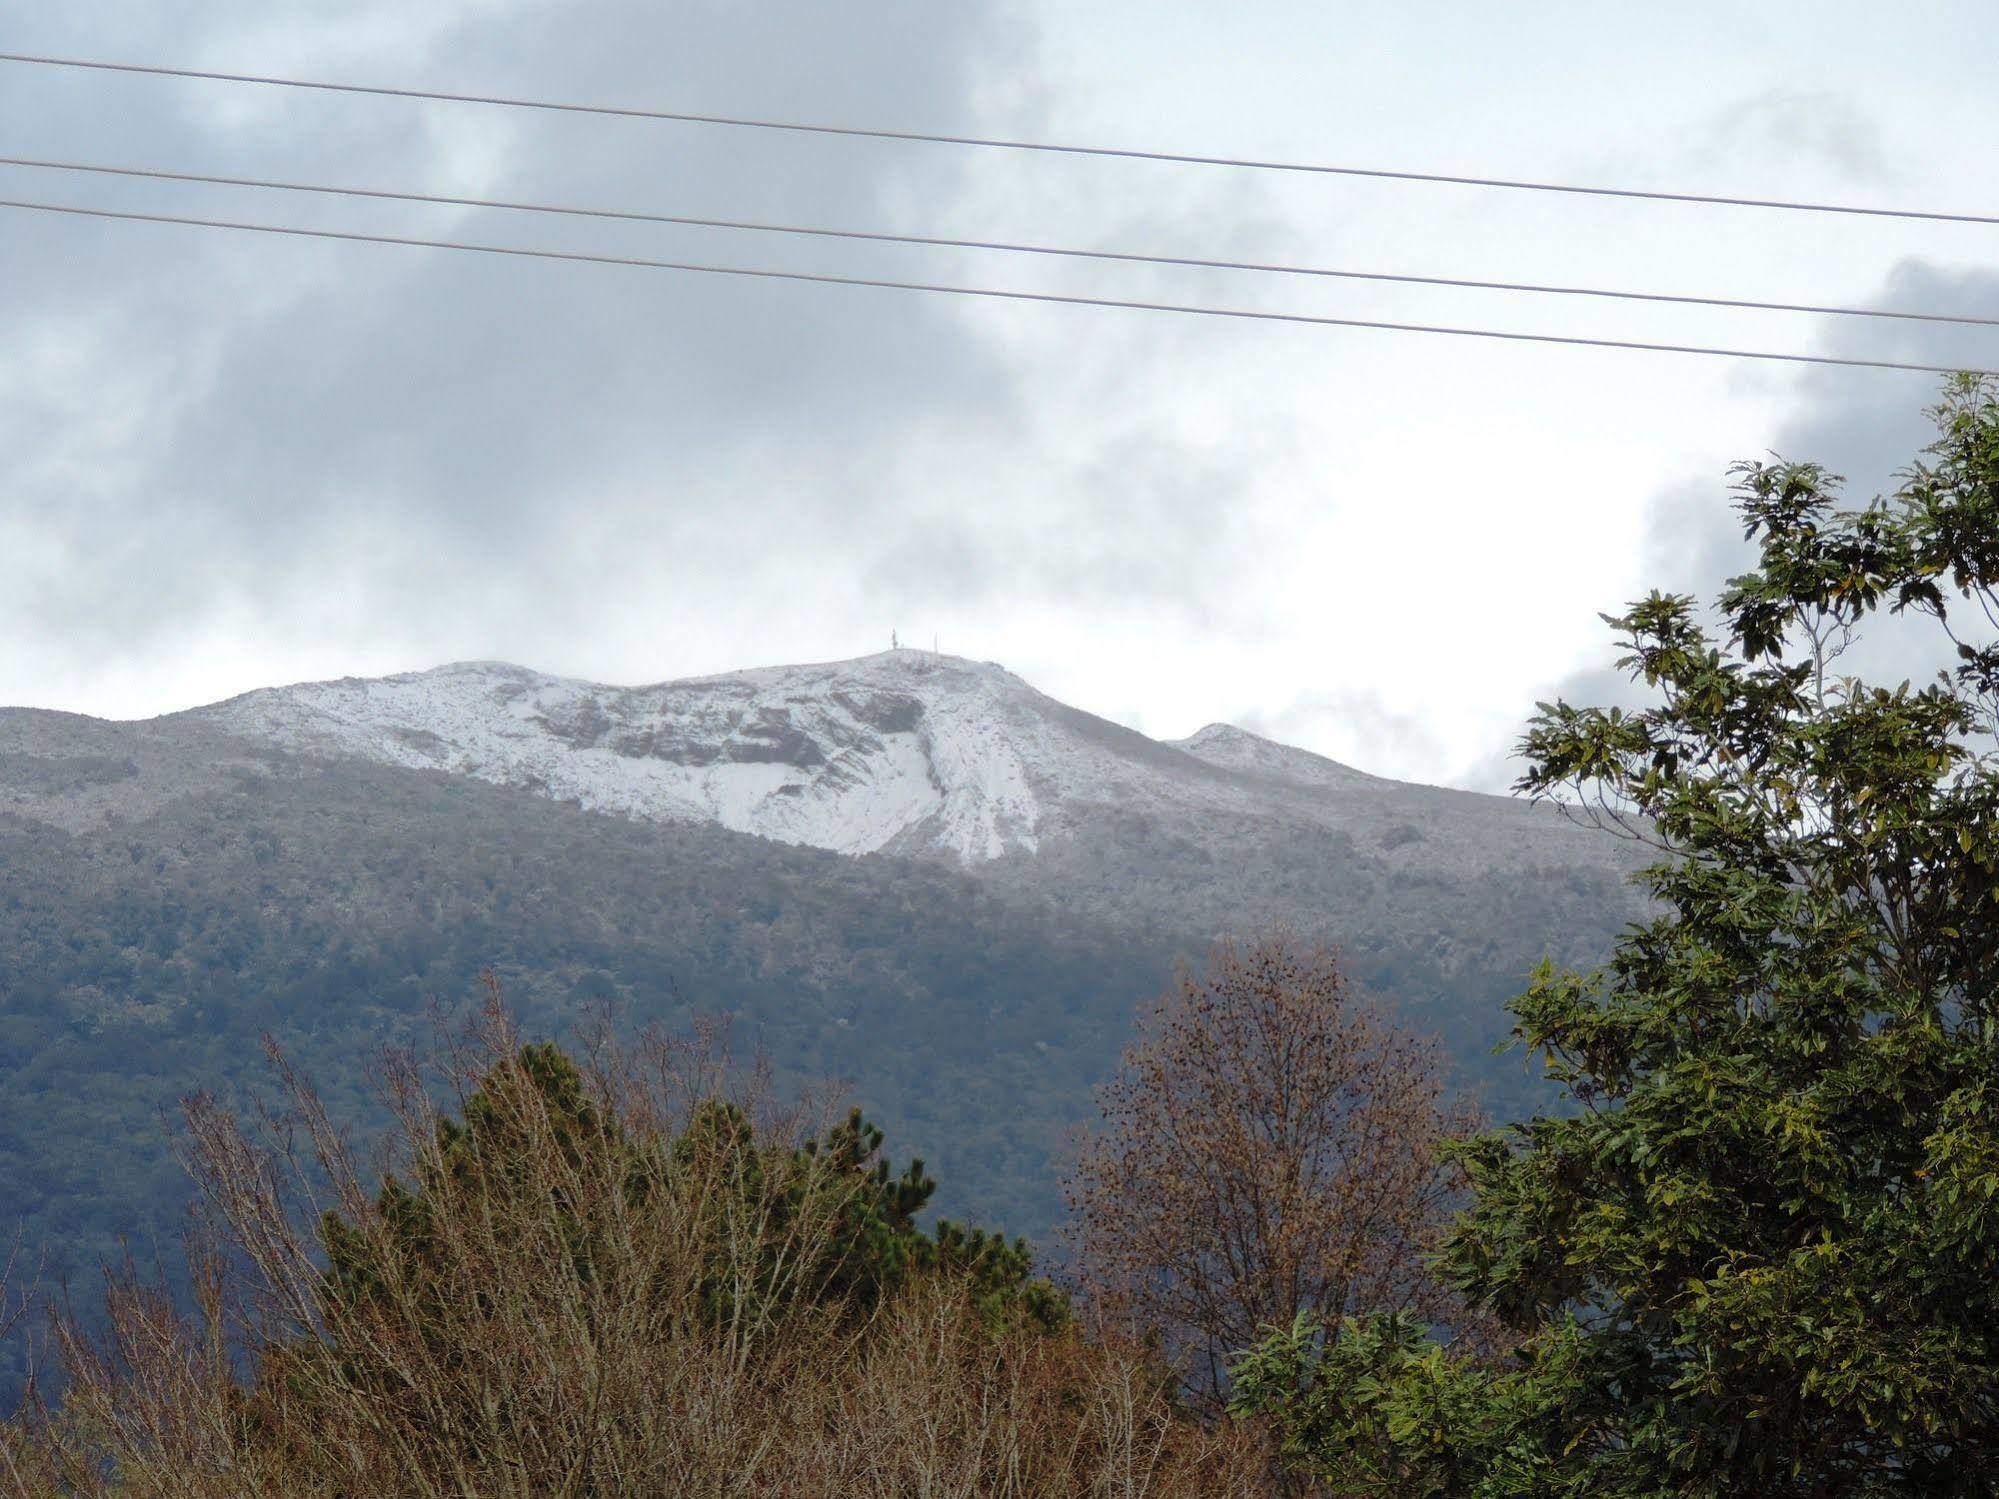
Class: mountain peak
184,650,1084,863
1170,720,1379,790
166,651,1536,869
679,647,1025,691
1179,722,1254,748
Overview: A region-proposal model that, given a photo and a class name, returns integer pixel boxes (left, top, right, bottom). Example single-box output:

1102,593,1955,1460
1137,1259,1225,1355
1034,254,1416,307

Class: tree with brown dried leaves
1065,930,1484,1401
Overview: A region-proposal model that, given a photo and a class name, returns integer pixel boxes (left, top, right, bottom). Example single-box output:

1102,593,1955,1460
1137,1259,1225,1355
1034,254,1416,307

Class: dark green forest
2,761,1157,1267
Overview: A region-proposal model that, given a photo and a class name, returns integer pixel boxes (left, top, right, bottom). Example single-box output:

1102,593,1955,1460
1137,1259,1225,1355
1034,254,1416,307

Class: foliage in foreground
2,1005,1258,1497
1234,378,1999,1495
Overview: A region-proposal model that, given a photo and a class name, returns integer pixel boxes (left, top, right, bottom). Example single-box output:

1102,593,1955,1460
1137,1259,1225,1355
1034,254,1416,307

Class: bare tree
1066,930,1482,1401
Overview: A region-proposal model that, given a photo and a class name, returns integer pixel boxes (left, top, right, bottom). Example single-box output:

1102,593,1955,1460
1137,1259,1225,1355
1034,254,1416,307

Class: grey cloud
1470,262,1999,787
1697,90,1892,184
1642,475,1755,599
1751,264,1999,690
1637,263,1999,625
859,422,1291,628
1768,264,1999,478
1,0,1313,708
0,1,1040,680
1627,263,1999,624
1662,263,1999,694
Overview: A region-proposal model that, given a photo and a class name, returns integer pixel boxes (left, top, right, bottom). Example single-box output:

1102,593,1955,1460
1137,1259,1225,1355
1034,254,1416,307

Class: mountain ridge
3,649,1649,974
157,651,1589,882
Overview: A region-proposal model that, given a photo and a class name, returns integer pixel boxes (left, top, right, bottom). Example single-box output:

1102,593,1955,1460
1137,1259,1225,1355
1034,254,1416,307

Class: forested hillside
0,704,1648,1409
3,751,1156,1259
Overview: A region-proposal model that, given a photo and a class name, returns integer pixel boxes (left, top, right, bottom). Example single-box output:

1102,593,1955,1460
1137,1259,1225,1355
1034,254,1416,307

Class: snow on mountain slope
175,650,1614,874
1169,722,1384,793
187,651,1223,862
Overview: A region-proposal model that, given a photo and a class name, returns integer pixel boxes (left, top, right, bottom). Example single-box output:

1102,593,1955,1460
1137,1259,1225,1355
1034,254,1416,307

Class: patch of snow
1169,723,1381,791
182,649,1572,870
192,652,1058,862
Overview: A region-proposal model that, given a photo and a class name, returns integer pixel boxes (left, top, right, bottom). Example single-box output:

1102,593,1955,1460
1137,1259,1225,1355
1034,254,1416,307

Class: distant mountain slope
188,653,1118,861
176,651,1652,1015
1168,721,1385,792
183,652,1640,896
0,650,1655,1408
0,706,276,831
0,729,1171,1244
4,650,1654,1111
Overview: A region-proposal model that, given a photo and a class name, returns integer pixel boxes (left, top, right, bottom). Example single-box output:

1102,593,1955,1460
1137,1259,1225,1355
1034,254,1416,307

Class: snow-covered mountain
0,649,1654,1303
180,650,1610,879
191,653,1045,861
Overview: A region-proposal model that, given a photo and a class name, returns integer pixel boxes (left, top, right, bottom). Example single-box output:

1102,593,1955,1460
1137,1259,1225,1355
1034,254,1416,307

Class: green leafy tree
1231,1308,1576,1496
1234,376,1999,1496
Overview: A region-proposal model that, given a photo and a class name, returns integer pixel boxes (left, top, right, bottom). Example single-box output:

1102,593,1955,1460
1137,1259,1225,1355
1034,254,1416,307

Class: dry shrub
2,992,1262,1497
1067,930,1488,1401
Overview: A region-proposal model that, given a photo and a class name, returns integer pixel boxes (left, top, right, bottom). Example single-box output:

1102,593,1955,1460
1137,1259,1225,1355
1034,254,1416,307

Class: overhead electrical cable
3,50,1995,228
6,153,1994,330
3,196,1989,377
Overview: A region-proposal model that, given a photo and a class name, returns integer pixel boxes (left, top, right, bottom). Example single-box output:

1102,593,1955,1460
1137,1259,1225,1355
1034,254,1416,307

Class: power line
4,194,1990,376
4,49,1995,229
7,152,1995,331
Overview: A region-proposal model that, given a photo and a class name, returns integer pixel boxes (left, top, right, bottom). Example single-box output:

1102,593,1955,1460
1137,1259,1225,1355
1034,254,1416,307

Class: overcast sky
4,3,1996,789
